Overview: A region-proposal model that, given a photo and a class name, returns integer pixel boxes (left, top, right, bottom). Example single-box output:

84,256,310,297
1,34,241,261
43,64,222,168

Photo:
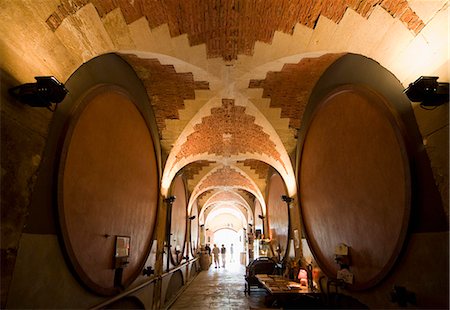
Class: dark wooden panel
267,174,289,261
254,200,264,234
170,175,187,264
190,200,199,256
299,85,410,289
59,85,158,295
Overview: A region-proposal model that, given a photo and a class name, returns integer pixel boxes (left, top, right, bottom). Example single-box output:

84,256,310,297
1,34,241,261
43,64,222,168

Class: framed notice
115,236,131,258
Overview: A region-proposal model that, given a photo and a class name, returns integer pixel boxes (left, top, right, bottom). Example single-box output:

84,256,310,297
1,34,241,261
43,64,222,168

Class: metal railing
90,257,199,309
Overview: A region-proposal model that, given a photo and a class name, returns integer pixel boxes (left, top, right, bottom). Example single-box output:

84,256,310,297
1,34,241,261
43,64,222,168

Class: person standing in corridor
212,244,220,268
221,244,226,268
230,243,234,262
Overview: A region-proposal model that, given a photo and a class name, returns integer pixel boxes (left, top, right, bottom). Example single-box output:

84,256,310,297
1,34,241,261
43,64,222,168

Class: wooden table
255,274,314,294
255,274,319,307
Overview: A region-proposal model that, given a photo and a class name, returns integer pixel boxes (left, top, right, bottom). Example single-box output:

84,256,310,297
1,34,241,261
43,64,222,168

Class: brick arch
176,99,282,161
120,54,211,136
199,190,254,225
248,53,346,131
187,165,266,215
162,96,297,197
204,203,248,231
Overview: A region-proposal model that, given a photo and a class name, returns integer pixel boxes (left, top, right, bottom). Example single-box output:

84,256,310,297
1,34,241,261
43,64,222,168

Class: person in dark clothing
221,244,226,267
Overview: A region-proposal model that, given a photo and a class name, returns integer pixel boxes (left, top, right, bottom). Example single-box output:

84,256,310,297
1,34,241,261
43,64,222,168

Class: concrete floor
169,262,277,310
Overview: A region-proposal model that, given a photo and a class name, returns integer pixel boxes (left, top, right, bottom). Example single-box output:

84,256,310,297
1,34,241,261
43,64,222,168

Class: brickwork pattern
176,99,282,165
199,189,256,215
182,160,215,180
207,191,244,205
249,53,344,130
197,189,214,207
237,189,256,207
122,55,209,135
238,159,270,181
46,0,424,61
198,166,257,193
204,198,248,219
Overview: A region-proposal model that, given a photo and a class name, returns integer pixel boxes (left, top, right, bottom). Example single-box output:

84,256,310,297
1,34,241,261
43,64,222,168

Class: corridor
169,263,272,310
1,1,448,309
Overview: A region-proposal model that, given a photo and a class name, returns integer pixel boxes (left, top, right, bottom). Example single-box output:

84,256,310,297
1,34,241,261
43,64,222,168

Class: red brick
198,166,257,192
176,99,282,167
249,53,345,130
121,54,209,135
45,0,425,58
238,159,270,180
182,161,215,180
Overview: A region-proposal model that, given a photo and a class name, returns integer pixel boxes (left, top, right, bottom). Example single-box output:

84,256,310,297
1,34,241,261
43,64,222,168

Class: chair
244,256,277,294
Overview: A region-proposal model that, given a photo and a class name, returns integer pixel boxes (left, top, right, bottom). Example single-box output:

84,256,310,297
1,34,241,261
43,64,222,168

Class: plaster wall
0,71,53,307
161,268,185,307
351,231,449,308
6,234,101,308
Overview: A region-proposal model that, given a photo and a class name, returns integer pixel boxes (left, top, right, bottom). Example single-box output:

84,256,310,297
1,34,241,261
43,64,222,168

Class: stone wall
0,71,53,308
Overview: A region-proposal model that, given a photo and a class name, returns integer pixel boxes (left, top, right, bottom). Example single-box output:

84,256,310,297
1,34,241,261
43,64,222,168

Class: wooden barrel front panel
190,200,199,256
170,175,187,264
299,85,410,289
267,173,289,260
59,85,158,295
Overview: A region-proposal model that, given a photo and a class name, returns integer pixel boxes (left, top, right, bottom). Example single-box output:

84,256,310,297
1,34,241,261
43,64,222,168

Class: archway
213,228,242,265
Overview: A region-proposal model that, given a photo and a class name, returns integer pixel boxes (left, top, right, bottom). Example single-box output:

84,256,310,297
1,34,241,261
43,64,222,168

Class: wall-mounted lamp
188,215,196,220
164,196,176,204
9,76,68,111
200,224,205,228
404,76,449,108
281,195,293,203
142,266,154,277
258,214,265,220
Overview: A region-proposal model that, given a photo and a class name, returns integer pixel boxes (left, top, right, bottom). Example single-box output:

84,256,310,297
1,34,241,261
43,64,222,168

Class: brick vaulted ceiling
178,99,282,164
46,0,424,60
2,0,442,229
122,55,210,134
